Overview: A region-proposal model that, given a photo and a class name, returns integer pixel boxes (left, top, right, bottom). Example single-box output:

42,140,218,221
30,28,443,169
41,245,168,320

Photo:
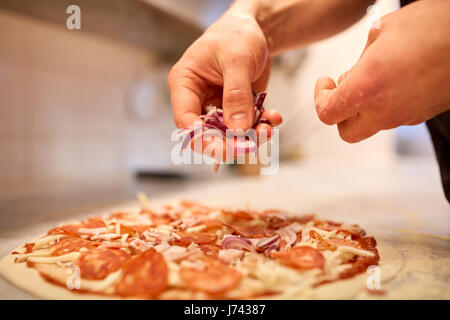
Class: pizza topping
11,198,379,299
180,258,242,294
199,244,220,258
142,230,172,244
29,251,81,264
77,227,108,235
162,245,202,262
256,235,280,249
218,249,245,264
276,227,297,247
77,248,130,280
272,246,325,270
327,239,361,249
174,232,217,246
90,233,122,241
115,249,168,298
98,241,127,249
222,236,255,252
227,224,270,238
129,238,152,252
51,237,97,256
153,242,171,253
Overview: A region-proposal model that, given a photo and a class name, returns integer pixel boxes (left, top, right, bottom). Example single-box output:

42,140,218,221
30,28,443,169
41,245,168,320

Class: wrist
226,0,275,53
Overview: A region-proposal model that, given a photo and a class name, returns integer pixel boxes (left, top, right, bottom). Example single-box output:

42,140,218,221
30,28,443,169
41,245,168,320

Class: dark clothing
400,0,417,6
400,0,449,202
427,112,450,202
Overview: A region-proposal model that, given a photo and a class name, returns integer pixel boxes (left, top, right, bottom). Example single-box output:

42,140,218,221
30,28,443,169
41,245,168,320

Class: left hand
314,0,450,143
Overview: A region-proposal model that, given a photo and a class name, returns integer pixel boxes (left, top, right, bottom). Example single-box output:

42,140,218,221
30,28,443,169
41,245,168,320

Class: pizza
0,195,380,299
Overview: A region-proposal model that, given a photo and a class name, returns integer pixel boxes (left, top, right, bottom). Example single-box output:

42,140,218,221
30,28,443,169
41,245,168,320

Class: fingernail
231,113,247,120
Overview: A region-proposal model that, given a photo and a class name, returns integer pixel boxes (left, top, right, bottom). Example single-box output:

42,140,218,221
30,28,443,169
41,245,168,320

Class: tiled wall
0,9,171,185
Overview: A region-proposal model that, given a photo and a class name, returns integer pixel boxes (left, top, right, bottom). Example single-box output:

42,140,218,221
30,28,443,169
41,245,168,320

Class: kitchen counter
0,156,448,299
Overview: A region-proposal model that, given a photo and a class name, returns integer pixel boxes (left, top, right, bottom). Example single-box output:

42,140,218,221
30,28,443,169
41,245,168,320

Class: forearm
229,0,376,55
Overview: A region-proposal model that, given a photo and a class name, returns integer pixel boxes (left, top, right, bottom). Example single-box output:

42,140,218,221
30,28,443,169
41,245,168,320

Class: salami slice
174,232,217,246
115,250,168,298
227,224,272,238
119,224,151,236
222,209,256,221
272,246,325,270
77,248,130,280
180,259,241,294
48,217,106,236
51,238,97,256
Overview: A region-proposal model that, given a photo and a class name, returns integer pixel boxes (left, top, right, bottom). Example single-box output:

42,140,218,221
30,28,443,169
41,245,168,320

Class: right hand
168,13,282,133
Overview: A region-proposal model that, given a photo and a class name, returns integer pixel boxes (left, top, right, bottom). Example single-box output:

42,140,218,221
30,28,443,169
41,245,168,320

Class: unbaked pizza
0,195,380,299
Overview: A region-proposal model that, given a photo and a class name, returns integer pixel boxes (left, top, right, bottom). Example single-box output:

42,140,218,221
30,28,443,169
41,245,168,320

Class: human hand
314,0,450,143
168,12,282,132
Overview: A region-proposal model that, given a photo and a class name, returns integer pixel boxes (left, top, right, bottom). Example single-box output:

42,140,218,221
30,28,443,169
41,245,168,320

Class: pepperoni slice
174,232,217,246
222,209,256,221
51,237,97,256
201,219,224,232
24,243,35,253
199,244,220,258
119,224,151,236
227,224,272,238
77,248,130,280
180,259,241,294
48,217,106,237
272,246,325,270
115,250,168,298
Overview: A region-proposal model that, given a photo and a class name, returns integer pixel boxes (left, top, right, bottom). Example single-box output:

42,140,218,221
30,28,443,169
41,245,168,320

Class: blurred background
0,0,447,236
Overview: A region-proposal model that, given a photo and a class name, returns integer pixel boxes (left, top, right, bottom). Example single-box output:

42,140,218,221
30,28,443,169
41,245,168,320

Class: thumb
222,66,254,130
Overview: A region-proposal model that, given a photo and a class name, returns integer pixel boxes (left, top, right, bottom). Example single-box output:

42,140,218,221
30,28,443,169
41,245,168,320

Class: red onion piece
276,227,297,247
256,235,280,249
222,236,254,252
263,239,281,256
179,91,269,157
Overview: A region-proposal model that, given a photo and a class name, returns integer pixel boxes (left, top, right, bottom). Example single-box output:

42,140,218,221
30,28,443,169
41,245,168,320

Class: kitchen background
0,0,447,232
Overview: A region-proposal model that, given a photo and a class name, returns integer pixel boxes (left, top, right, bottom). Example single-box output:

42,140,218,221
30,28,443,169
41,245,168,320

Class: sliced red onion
263,239,281,256
256,235,280,249
222,236,254,252
254,92,267,111
276,227,297,247
179,91,269,159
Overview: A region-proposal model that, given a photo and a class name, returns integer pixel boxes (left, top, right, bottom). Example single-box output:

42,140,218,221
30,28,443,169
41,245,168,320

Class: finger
261,109,282,126
168,71,203,128
314,76,358,125
255,123,273,145
222,66,255,130
337,113,380,143
252,59,271,93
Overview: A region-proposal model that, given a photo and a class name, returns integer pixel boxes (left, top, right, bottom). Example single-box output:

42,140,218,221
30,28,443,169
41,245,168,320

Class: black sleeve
426,111,450,203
